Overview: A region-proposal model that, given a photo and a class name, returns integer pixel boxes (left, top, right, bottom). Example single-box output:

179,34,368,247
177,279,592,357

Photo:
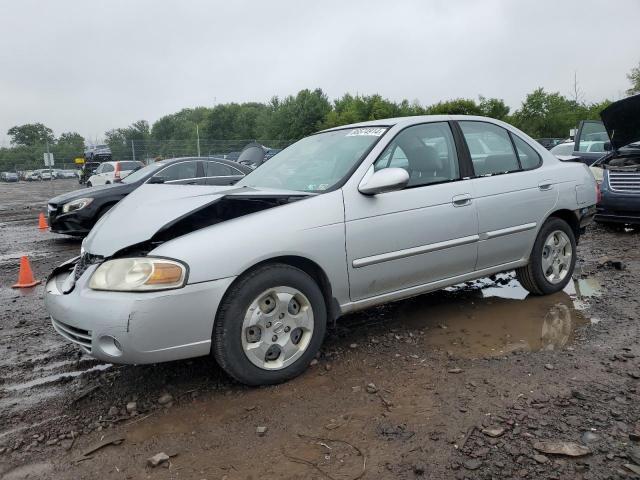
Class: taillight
595,182,602,203
114,162,121,179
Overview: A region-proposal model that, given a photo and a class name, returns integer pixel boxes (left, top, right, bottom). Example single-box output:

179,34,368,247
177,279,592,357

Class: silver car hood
84,184,311,257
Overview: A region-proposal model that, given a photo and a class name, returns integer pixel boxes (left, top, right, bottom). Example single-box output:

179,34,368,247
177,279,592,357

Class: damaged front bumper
44,257,236,364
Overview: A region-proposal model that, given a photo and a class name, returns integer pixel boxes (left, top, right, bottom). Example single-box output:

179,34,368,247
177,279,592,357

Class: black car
586,94,640,228
48,157,252,236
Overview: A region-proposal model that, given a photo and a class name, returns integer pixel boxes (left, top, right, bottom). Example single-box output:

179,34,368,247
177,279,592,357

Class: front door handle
538,180,553,191
452,194,472,207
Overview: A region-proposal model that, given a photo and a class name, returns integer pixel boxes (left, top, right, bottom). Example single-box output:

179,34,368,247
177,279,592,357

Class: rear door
203,160,245,185
150,160,200,185
572,120,611,165
457,120,557,270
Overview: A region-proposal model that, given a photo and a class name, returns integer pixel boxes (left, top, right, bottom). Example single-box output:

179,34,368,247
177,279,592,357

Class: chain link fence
0,139,296,172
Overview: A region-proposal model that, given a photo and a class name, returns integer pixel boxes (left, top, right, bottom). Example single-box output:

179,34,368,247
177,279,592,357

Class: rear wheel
213,264,326,386
516,217,576,295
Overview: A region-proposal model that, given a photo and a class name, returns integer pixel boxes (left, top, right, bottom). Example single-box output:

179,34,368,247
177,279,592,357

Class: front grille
74,253,101,280
608,171,640,193
52,318,92,353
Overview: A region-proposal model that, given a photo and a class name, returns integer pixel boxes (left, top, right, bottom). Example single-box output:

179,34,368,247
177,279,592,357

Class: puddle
5,363,112,391
351,274,601,358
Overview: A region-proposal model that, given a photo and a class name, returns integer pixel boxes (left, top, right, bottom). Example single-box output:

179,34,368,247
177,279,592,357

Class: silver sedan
45,115,597,385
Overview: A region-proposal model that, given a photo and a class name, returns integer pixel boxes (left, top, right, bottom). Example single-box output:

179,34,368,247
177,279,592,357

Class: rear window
119,161,143,171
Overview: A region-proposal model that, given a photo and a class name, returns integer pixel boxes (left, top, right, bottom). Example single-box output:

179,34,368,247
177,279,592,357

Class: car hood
49,183,130,205
600,94,640,150
83,184,312,257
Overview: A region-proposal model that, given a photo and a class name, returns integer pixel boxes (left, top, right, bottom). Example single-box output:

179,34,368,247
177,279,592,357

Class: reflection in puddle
357,274,600,358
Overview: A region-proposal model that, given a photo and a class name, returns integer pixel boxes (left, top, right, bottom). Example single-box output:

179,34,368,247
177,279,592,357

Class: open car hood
600,94,640,150
83,184,311,257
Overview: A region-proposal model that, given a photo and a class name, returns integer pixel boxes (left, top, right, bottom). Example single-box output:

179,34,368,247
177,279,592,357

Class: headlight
89,258,187,292
62,197,93,213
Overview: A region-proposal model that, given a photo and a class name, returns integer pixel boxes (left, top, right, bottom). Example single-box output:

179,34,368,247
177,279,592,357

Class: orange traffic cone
12,256,41,288
38,212,49,230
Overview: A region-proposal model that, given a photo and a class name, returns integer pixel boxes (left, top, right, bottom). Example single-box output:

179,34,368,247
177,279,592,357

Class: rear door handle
452,194,472,207
538,180,553,191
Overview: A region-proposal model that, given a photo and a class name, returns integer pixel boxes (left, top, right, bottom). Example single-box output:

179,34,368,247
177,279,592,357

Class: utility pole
196,125,201,157
131,140,136,162
46,140,52,194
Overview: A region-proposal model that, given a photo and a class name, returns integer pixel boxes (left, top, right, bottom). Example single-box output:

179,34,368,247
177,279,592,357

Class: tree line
2,61,639,171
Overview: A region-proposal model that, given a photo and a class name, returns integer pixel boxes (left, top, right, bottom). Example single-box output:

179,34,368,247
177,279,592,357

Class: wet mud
0,180,639,479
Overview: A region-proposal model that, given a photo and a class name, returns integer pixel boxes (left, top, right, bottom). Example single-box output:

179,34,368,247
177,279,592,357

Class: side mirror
358,167,409,195
147,176,165,184
603,141,612,151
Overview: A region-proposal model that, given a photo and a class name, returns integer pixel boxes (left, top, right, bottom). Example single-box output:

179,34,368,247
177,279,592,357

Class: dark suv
581,95,640,228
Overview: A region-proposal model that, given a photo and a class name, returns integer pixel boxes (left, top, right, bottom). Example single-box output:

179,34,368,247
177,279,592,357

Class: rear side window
205,161,240,176
511,134,541,169
374,122,460,187
155,161,198,182
459,121,519,175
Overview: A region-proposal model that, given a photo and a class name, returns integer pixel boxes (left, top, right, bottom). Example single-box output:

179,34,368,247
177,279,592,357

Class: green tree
7,123,55,147
262,88,331,140
105,120,150,161
53,132,85,167
626,61,640,96
426,98,482,116
478,96,510,120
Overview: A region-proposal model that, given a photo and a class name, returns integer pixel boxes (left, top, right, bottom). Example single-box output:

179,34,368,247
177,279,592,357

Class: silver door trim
342,258,528,313
481,222,537,240
352,234,480,269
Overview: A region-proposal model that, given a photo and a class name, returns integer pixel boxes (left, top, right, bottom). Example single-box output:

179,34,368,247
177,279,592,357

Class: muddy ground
0,180,639,480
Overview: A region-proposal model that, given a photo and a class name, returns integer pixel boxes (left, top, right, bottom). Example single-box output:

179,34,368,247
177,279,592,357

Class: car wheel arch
543,209,581,243
218,255,339,325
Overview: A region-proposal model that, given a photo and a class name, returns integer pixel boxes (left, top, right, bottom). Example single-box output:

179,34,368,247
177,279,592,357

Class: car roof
319,114,514,132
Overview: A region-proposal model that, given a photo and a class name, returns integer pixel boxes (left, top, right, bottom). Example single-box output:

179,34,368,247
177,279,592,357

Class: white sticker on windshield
346,127,386,137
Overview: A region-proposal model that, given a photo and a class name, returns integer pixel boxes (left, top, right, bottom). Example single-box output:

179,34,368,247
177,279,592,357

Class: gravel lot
0,180,638,479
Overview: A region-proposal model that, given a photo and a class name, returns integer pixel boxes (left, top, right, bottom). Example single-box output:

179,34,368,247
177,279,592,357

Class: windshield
122,162,164,183
236,127,387,192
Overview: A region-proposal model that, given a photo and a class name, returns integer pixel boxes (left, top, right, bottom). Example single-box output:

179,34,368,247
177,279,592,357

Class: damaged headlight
62,197,93,213
89,258,187,292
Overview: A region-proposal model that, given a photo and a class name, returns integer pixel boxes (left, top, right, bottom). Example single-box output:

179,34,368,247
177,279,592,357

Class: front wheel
516,217,576,295
213,264,327,386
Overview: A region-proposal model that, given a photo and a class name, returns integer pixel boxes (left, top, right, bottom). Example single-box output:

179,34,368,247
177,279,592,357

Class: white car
87,161,143,186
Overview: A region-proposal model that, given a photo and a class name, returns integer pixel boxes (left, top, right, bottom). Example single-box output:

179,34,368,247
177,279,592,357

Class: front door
344,122,478,301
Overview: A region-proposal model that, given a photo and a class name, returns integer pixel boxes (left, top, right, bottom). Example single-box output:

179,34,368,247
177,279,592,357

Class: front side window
459,121,519,175
154,161,198,182
374,122,460,187
237,127,387,192
102,163,114,173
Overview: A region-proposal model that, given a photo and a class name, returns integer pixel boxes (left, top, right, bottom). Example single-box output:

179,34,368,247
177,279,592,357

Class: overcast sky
1,0,638,145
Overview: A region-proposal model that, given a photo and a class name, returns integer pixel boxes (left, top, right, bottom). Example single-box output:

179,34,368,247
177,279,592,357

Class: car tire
213,264,327,386
86,182,92,187
516,217,576,296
